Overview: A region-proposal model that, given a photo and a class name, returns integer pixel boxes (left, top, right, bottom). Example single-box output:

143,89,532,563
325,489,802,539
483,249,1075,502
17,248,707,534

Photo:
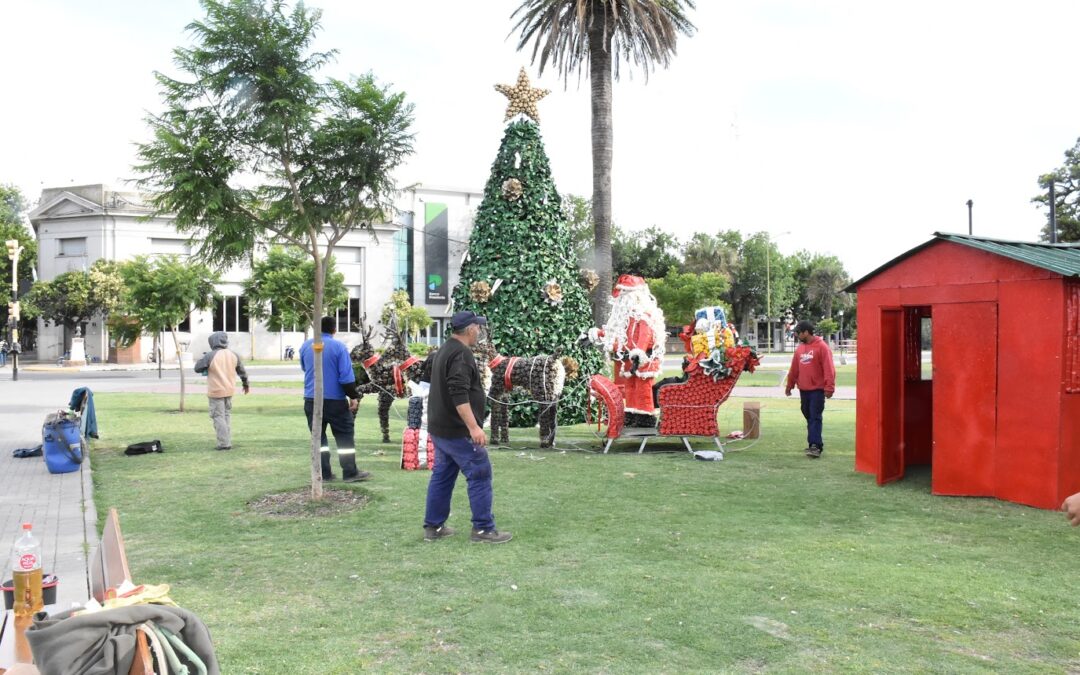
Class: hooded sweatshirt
786,335,836,394
194,332,248,399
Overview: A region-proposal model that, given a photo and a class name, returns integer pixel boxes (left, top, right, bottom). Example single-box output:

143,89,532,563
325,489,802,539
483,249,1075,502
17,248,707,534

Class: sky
3,0,1080,279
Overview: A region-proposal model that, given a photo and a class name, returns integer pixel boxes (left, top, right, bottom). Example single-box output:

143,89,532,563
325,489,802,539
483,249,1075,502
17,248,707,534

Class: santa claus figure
588,274,667,425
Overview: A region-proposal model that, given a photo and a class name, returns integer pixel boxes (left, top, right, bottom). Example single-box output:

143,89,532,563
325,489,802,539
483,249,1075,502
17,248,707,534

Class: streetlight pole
765,231,791,353
6,239,23,381
966,199,973,235
838,309,846,365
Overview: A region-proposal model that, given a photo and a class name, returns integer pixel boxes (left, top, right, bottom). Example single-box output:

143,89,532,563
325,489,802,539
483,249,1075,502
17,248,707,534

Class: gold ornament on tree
470,280,492,303
542,280,564,306
579,269,599,292
502,178,524,201
495,68,550,124
561,355,580,381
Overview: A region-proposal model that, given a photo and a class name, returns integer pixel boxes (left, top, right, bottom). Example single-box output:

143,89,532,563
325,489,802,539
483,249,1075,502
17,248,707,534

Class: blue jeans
425,435,495,531
800,389,826,449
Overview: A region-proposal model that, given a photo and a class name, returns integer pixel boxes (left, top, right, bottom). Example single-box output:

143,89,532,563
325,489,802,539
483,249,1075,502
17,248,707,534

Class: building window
212,295,250,332
149,238,191,256
58,237,87,257
178,313,191,332
392,226,413,301
336,296,362,333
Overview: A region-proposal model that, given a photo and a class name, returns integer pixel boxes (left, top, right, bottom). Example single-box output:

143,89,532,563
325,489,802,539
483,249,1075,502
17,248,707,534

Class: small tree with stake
135,0,414,498
112,255,219,412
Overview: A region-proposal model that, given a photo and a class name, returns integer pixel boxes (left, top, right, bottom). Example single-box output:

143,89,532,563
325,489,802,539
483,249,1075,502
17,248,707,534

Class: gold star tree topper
495,68,550,123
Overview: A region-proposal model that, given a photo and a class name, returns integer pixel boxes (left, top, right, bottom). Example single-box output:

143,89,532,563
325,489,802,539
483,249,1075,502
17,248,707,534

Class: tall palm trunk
589,22,614,324
309,252,326,500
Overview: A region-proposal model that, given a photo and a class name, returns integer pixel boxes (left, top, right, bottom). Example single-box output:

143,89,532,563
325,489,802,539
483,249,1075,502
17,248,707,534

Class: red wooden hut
849,233,1080,509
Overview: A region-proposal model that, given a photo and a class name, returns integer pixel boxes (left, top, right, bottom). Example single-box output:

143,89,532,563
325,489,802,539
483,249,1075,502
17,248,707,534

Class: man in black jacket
423,311,512,544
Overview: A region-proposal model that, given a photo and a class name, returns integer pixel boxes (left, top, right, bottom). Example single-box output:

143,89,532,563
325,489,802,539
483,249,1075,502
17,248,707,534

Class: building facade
28,184,481,363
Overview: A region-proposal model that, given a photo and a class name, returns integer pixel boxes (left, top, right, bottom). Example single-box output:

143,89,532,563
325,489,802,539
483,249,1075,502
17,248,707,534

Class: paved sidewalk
0,380,96,608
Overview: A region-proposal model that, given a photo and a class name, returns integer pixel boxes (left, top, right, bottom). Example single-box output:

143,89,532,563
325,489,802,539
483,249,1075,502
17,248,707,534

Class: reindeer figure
471,332,569,449
350,314,434,443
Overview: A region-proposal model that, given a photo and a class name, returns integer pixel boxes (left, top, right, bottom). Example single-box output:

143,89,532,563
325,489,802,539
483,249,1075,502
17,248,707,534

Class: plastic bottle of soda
12,523,43,618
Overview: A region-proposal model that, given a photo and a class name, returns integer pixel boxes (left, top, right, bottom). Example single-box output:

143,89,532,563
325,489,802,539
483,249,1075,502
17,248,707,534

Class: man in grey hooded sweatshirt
194,332,249,450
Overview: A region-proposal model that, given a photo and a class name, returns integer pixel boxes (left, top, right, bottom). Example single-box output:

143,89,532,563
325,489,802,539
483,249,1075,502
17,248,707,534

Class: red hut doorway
877,303,999,495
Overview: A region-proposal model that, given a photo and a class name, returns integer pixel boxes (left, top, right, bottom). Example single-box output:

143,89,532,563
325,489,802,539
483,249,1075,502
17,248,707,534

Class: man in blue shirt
300,316,371,482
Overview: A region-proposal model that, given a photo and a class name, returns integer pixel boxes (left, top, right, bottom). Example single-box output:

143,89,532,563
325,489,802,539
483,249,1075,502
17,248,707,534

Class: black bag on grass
124,440,163,456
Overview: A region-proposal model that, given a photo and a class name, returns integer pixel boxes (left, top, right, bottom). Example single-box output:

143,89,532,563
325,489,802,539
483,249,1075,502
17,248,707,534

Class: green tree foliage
724,231,797,333
1,185,37,330
512,0,696,322
790,251,851,321
680,231,740,282
115,255,219,412
244,246,347,332
379,289,433,341
1033,137,1080,242
612,226,680,280
647,268,729,328
817,317,838,340
452,119,604,425
135,0,414,497
22,261,125,335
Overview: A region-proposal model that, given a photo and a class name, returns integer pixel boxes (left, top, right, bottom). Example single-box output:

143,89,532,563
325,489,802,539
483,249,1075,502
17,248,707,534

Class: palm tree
682,232,740,282
807,263,851,320
512,0,696,323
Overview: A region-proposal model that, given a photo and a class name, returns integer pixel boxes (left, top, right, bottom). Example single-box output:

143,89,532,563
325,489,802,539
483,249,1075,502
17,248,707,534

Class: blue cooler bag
42,414,84,474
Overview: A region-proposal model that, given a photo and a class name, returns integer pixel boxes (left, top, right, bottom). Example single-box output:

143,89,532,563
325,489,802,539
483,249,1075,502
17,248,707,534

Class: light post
838,309,847,365
6,239,23,381
765,231,791,353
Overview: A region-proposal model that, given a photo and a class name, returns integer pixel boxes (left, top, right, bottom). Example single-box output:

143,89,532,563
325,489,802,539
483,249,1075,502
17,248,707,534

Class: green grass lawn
90,393,1080,673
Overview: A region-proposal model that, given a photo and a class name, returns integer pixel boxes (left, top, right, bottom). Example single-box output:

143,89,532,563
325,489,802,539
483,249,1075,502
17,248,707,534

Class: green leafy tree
612,226,680,280
134,0,414,498
0,185,37,333
1033,137,1080,242
244,246,347,333
806,261,851,320
817,317,838,340
647,268,729,328
726,231,797,337
681,231,740,283
452,119,604,425
22,260,125,339
115,255,219,412
379,289,433,341
513,0,696,322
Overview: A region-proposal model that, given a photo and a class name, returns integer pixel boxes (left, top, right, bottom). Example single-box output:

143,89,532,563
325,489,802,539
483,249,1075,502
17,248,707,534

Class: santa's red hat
612,274,646,297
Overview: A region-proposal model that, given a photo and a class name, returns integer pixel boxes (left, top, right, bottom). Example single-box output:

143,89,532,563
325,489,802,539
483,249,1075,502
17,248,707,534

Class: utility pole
1050,182,1058,244
6,239,23,381
966,199,973,235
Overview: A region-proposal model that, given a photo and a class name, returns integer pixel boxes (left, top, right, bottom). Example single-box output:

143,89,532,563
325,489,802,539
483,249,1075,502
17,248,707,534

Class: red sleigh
587,345,759,456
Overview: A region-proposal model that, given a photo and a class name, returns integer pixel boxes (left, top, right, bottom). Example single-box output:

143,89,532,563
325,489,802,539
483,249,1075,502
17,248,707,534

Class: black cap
451,310,488,330
794,320,815,334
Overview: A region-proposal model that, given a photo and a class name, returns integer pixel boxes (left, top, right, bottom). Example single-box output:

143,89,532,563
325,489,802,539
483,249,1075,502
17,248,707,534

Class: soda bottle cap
22,523,31,530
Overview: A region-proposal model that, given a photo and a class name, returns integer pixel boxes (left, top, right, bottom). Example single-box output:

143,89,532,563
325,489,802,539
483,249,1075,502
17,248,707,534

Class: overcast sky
4,0,1079,278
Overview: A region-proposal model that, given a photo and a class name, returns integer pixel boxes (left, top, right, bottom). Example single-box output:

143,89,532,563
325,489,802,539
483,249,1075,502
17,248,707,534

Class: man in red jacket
785,320,836,458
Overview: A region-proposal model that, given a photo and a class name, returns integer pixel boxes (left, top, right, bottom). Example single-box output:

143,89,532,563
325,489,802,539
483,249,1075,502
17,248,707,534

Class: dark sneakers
806,445,823,459
342,470,372,483
423,524,457,541
470,528,513,544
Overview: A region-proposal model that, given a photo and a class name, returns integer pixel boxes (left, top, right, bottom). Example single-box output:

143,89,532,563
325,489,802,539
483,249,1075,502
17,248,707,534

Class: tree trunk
172,326,185,412
589,23,614,326
310,252,326,500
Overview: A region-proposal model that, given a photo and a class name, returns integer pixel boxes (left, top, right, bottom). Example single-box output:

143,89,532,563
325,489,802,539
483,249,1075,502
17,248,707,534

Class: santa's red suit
592,275,666,416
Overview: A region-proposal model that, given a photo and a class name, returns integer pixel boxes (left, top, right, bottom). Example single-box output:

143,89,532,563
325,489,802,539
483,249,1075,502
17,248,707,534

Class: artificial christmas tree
451,70,604,426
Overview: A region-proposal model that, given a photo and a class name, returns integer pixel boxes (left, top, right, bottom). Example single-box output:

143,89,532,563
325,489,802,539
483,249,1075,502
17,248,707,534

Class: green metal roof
847,233,1080,291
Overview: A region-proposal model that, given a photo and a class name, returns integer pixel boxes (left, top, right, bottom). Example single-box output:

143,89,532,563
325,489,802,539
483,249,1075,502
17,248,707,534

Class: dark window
178,313,191,332
212,295,249,332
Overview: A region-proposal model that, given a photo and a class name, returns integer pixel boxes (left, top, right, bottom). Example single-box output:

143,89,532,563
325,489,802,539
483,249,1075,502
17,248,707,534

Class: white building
28,183,482,363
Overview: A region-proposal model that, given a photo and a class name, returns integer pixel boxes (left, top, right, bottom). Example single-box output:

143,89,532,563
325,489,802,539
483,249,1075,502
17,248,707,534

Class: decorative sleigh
587,343,760,456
